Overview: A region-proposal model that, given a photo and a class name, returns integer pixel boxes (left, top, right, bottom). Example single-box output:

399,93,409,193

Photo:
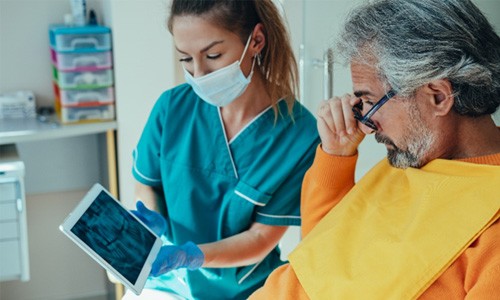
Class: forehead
171,15,239,50
350,60,386,96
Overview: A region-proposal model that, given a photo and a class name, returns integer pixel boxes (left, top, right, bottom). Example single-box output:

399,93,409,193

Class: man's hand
317,94,366,156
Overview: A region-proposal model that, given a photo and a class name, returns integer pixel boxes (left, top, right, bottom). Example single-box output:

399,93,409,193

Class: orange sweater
250,147,500,299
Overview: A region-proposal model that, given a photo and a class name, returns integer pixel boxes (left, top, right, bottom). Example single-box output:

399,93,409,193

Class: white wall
103,0,176,209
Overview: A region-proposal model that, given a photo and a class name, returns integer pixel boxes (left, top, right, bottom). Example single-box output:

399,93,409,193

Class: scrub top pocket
223,181,272,236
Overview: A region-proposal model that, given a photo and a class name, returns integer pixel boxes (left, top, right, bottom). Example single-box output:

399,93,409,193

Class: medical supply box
0,91,36,119
49,25,115,124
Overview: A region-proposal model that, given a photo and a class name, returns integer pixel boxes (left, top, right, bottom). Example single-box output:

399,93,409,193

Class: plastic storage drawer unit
50,24,115,124
51,49,112,71
53,67,114,89
59,86,114,106
49,25,111,52
59,104,115,123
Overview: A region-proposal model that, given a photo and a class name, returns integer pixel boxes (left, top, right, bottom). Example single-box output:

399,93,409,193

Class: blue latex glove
150,242,204,277
131,200,167,237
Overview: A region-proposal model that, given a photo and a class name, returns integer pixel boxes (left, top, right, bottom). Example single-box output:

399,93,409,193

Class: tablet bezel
59,183,162,295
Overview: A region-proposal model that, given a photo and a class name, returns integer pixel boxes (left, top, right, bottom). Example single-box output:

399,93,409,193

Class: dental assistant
123,1,320,299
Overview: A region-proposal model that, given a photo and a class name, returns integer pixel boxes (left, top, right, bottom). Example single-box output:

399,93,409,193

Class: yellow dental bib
288,158,500,300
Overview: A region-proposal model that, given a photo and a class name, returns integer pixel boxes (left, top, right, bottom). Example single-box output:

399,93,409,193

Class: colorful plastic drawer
53,67,113,89
49,25,111,53
58,104,115,124
53,84,114,106
51,49,112,71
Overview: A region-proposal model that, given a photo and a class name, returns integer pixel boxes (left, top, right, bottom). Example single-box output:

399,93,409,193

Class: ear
250,23,266,55
423,79,454,116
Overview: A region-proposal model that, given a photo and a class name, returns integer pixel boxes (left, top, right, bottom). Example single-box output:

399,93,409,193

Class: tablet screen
69,190,156,284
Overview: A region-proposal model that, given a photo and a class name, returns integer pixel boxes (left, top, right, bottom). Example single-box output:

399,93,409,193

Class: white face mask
184,34,256,107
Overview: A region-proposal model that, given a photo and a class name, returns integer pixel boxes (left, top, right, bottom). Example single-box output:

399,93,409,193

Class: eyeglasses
352,90,397,131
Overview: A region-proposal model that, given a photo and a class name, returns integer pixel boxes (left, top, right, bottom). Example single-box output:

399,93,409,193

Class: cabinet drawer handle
70,37,99,49
16,198,23,212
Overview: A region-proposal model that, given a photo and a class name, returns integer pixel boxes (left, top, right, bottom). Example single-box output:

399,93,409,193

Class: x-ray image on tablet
60,183,162,295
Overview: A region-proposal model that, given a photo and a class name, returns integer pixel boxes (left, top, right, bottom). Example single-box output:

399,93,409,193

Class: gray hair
337,0,500,116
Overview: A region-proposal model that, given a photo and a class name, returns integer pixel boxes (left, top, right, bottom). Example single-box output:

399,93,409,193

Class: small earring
256,53,262,66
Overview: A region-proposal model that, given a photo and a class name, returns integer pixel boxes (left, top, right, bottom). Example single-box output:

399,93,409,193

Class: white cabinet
0,144,29,282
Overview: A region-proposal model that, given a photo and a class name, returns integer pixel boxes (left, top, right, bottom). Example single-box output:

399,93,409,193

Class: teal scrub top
133,83,319,299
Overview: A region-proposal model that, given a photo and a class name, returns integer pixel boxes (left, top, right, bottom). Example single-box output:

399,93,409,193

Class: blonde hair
167,0,299,118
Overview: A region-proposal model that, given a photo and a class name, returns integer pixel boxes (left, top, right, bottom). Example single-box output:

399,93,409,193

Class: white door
283,0,386,180
475,1,500,131
278,0,379,258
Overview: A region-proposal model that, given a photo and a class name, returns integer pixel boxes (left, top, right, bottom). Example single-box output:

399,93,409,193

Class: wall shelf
0,118,117,145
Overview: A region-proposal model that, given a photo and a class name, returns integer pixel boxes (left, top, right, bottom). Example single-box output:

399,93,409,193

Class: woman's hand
316,94,365,156
131,200,167,237
150,242,204,276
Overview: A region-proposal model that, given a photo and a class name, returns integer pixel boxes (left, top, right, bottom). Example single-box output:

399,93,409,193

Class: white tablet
59,183,162,295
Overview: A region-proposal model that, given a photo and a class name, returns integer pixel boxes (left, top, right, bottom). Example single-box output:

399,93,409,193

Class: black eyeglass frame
352,89,397,131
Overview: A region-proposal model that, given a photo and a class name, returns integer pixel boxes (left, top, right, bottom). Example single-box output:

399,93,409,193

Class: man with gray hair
250,0,500,298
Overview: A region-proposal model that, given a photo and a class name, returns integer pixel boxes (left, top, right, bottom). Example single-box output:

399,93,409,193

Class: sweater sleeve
300,145,358,237
465,219,500,299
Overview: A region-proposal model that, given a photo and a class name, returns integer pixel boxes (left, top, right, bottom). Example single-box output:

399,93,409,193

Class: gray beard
374,107,435,169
